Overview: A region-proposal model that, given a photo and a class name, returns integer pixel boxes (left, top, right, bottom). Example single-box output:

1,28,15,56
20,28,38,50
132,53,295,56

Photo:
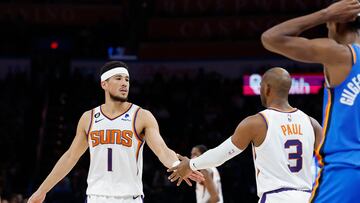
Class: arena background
0,0,330,202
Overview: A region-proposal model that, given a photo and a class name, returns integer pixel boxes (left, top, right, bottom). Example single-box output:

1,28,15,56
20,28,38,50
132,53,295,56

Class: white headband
101,67,129,81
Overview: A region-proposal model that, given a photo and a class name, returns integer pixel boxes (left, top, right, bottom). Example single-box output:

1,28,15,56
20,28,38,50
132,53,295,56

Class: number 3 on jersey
284,139,303,173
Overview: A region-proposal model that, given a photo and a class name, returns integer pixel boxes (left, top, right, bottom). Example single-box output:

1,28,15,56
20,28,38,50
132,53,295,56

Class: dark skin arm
200,170,220,203
309,117,324,167
167,114,267,185
261,0,360,86
309,117,323,151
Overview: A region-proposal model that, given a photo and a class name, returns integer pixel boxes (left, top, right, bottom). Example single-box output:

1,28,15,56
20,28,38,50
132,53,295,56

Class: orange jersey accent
90,129,134,147
280,124,303,136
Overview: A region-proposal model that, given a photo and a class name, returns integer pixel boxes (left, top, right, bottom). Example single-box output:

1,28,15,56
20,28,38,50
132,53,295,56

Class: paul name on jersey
281,124,303,136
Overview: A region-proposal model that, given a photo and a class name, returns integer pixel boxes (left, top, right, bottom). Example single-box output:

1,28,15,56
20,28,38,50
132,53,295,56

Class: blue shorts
311,166,360,203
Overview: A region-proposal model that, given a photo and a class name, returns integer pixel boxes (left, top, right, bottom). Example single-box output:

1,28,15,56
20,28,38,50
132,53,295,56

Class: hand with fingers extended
189,170,205,183
167,154,204,186
179,170,205,187
325,0,360,23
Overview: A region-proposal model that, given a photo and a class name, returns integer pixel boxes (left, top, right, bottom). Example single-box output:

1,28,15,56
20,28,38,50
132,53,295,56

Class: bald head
262,67,292,98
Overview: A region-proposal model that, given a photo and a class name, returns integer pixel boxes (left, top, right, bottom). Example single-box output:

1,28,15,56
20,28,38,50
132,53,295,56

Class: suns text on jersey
340,74,360,106
89,129,134,147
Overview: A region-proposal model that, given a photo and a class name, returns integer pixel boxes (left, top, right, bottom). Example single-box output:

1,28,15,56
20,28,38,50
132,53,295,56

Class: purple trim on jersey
136,140,145,175
133,107,143,142
260,188,311,203
137,140,145,160
86,109,94,141
100,103,133,120
258,113,268,129
267,107,298,113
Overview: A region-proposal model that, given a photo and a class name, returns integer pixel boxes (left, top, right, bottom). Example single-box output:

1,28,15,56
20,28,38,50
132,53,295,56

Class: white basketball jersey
253,109,314,197
196,168,223,203
86,104,145,197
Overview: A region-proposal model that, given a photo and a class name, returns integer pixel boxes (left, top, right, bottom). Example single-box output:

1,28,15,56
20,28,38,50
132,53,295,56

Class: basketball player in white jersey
191,145,223,203
168,67,323,203
27,61,203,203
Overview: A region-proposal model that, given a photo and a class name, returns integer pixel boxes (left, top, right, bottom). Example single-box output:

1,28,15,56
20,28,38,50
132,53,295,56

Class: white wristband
172,160,180,167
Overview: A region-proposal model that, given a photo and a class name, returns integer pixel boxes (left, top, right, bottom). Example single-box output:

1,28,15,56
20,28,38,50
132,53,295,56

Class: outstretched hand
27,190,46,203
167,154,204,186
326,0,360,23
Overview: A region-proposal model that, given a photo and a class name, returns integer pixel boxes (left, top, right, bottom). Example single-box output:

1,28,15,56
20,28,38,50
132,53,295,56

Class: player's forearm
207,189,220,203
157,147,179,169
189,137,242,171
37,150,79,194
207,195,220,203
262,9,329,49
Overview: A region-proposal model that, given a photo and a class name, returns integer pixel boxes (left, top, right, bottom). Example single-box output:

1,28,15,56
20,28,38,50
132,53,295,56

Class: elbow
261,26,286,49
261,31,274,50
261,31,287,54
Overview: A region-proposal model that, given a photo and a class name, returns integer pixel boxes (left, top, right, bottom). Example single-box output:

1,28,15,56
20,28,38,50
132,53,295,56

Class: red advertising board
243,73,324,95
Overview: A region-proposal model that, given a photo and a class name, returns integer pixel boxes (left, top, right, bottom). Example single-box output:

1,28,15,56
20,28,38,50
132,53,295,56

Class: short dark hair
194,145,208,154
99,61,129,78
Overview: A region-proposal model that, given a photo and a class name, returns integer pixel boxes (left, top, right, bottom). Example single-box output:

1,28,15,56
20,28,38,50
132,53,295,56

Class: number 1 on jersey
108,148,113,171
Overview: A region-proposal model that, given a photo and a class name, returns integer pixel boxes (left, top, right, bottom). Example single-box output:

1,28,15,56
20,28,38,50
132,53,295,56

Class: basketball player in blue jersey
169,68,324,203
27,61,203,203
261,0,360,202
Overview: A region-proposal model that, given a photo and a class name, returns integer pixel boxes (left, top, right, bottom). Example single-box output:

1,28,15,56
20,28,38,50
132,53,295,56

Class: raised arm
28,111,91,203
261,0,360,85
